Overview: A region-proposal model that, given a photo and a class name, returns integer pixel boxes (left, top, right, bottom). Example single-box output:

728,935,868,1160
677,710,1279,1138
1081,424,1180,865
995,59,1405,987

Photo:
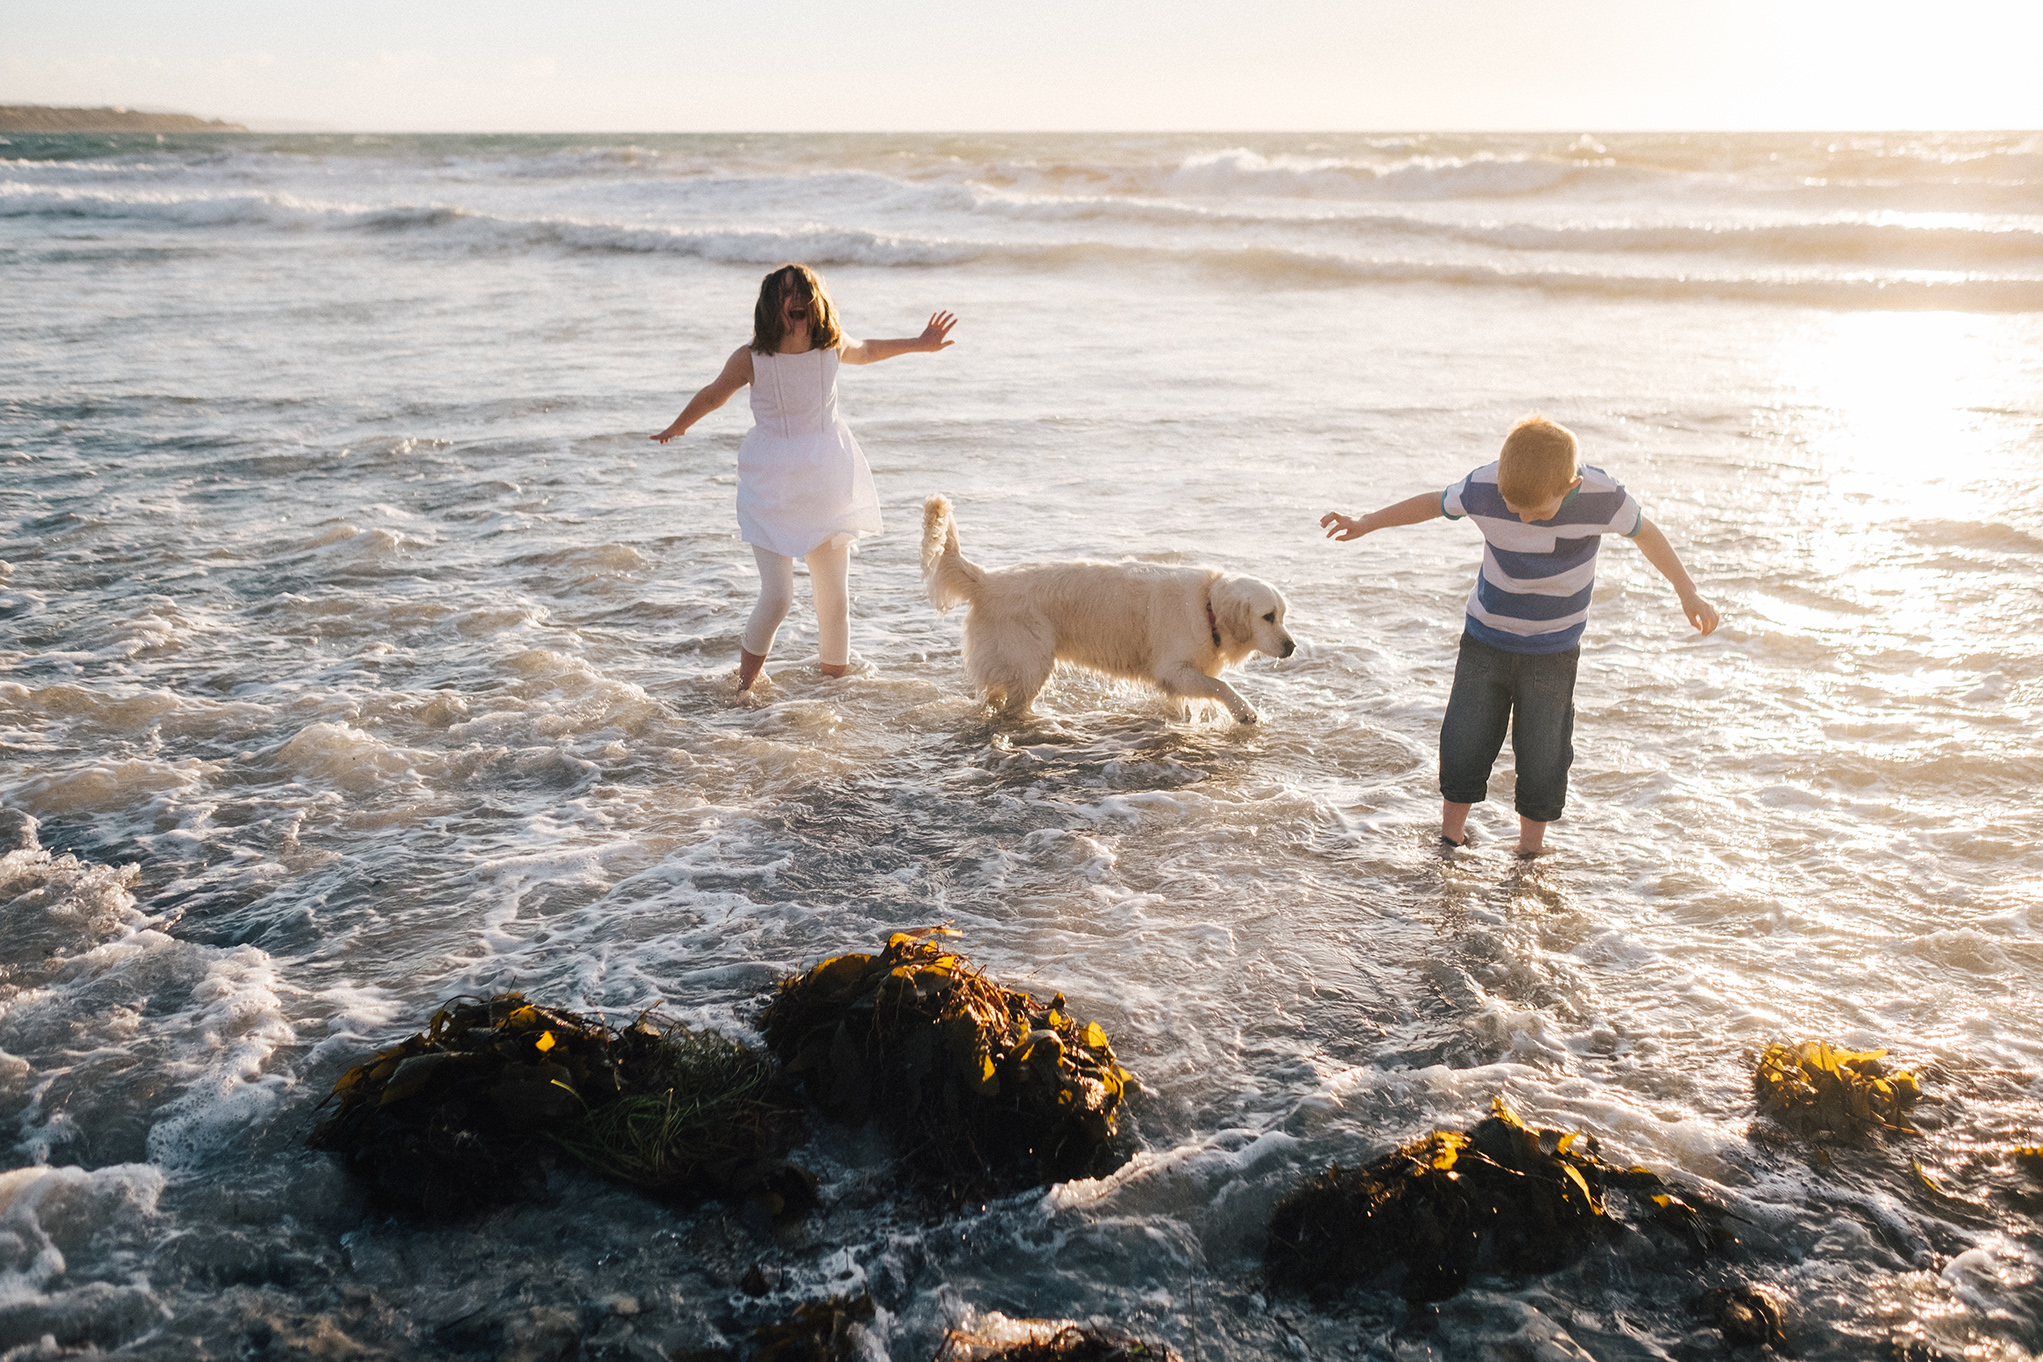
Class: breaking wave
6,180,2038,309
965,191,2043,270
6,130,2040,313
0,183,466,232
1162,147,1651,200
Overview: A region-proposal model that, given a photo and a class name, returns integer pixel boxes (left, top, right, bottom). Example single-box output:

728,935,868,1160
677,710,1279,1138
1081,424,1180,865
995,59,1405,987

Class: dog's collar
1206,598,1221,648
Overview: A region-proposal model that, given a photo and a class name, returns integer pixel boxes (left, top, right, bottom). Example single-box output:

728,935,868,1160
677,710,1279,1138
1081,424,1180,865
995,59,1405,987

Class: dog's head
1211,575,1296,663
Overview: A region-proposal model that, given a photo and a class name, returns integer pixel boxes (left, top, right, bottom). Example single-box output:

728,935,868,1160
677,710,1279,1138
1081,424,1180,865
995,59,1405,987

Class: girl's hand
652,421,686,444
919,311,958,352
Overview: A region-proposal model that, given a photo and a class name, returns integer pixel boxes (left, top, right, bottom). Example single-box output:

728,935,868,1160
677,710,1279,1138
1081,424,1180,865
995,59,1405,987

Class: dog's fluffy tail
921,495,982,612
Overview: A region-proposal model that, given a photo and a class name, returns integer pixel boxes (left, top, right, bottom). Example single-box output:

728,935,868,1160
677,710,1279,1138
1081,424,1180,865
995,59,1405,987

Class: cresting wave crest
5,130,2042,314
965,191,2043,270
1153,144,2043,201
1163,147,1649,199
7,181,2041,311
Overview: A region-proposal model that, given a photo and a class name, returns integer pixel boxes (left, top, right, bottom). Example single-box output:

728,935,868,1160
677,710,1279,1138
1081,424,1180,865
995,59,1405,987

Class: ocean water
1,129,2041,1360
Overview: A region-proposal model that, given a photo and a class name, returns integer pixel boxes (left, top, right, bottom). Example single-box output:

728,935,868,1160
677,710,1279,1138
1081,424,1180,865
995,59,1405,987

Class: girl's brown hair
750,263,843,355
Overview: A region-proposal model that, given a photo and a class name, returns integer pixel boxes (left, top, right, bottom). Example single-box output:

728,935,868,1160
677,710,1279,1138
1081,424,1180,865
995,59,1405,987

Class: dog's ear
1212,576,1255,650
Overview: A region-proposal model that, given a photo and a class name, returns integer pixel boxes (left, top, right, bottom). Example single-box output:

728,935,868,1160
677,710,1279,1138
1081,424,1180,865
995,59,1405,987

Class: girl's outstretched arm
652,346,753,443
839,311,958,366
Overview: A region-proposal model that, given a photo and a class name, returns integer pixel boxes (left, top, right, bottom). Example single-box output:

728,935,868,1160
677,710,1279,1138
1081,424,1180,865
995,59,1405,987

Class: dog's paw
1235,708,1261,725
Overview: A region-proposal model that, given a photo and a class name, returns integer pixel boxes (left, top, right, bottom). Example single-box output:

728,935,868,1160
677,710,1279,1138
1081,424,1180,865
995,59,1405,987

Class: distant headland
0,105,248,133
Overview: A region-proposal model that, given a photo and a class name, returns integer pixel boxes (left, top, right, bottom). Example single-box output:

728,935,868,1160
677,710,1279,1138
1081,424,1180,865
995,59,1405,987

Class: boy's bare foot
1440,800,1474,848
1517,815,1550,858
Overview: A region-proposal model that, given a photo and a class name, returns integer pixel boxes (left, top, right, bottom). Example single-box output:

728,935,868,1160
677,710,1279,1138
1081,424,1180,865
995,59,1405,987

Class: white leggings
741,543,851,665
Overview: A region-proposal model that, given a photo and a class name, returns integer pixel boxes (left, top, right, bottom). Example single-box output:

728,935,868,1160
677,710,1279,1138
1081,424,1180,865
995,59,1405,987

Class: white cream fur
921,496,1295,723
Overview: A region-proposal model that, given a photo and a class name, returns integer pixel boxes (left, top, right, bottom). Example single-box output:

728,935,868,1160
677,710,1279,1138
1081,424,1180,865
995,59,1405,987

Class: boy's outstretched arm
840,311,958,365
1631,518,1720,635
1320,491,1444,542
653,345,753,443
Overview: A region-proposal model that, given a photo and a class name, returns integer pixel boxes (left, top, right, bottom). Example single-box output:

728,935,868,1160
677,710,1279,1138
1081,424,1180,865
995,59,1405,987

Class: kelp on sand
309,994,808,1218
759,929,1134,1198
1266,1097,1676,1303
1754,1040,1922,1140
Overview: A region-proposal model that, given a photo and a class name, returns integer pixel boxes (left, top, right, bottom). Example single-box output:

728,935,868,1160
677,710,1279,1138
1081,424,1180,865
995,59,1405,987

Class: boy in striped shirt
1320,415,1719,857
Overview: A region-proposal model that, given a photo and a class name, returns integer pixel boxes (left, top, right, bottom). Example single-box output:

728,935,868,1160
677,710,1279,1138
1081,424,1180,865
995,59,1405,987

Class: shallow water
2,130,2041,1360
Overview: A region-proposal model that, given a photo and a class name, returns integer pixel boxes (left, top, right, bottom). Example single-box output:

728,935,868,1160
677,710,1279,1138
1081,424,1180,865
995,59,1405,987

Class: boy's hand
1321,492,1446,542
1680,591,1720,637
1320,511,1371,541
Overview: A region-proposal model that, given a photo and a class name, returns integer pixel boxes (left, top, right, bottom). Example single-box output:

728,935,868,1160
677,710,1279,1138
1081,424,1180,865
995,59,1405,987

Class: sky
6,0,2041,132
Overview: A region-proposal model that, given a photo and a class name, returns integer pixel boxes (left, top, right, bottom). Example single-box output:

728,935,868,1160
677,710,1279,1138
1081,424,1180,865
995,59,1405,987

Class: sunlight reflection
1780,311,2013,504
1764,311,2033,657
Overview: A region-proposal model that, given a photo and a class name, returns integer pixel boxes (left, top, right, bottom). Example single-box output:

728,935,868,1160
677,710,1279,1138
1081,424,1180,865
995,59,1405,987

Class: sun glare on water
1767,310,2031,638
1781,310,2022,504
1728,309,2040,792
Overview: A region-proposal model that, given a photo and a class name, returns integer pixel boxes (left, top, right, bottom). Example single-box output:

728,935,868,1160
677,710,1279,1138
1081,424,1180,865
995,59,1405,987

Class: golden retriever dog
921,495,1295,723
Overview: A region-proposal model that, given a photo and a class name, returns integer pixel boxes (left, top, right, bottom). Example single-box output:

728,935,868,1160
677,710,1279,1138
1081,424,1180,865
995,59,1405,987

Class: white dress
734,348,883,558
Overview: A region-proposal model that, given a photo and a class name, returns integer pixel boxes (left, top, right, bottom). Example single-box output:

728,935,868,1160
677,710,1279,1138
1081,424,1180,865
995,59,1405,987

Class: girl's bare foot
819,662,850,679
737,648,768,690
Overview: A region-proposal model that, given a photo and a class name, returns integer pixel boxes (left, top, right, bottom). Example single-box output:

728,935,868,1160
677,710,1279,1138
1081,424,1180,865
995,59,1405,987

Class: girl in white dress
654,264,957,690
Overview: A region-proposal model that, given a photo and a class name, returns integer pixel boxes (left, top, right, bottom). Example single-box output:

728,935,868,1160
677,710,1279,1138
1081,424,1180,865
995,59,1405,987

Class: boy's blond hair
1496,414,1579,506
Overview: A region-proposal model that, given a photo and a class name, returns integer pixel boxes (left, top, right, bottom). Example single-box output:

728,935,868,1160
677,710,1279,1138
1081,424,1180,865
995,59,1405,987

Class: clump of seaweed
1265,1097,1666,1303
2004,1146,2043,1215
309,994,805,1218
758,929,1134,1198
1753,1040,1921,1140
937,1318,1183,1362
1647,1188,1741,1260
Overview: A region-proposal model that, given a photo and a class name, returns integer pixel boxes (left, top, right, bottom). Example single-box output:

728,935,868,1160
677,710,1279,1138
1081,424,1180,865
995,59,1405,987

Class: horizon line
9,120,2038,137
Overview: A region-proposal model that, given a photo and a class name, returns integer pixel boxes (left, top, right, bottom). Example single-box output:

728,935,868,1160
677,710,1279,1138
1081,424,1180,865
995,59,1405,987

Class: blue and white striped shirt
1441,462,1643,654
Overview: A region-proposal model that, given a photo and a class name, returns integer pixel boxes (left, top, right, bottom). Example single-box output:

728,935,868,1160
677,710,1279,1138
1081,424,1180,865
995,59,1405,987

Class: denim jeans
1438,632,1578,824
